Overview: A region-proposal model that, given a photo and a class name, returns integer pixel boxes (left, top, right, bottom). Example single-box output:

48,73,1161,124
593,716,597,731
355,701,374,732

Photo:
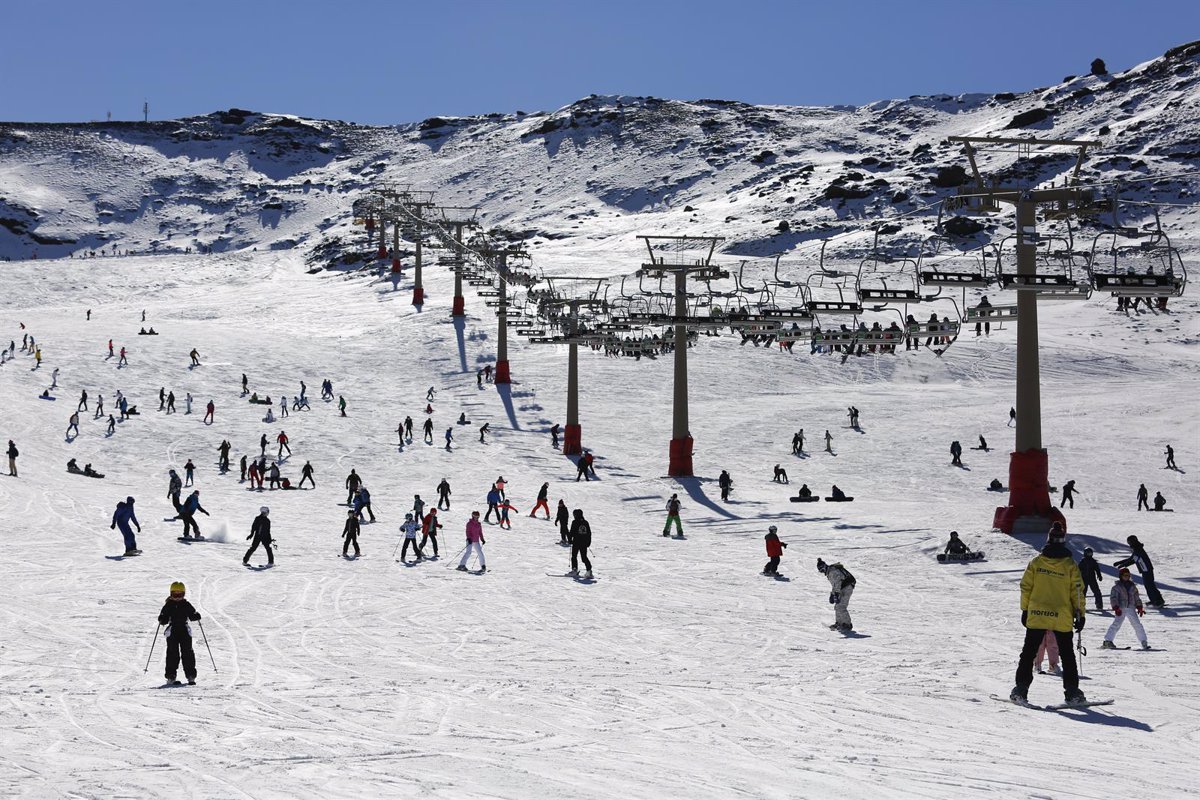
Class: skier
1115,535,1165,607
1008,407,1016,427
338,396,346,417
550,423,561,449
568,509,593,578
763,525,787,575
1059,479,1077,509
437,478,451,510
496,498,518,529
159,387,166,411
242,373,248,395
50,367,59,389
106,415,115,435
158,582,202,685
413,494,426,522
419,509,442,556
791,431,802,454
422,418,434,444
184,459,195,487
426,386,436,402
203,400,214,425
166,469,183,512
445,427,454,450
1102,567,1150,650
355,486,376,522
189,348,200,367
107,339,114,358
824,430,833,454
345,469,362,504
772,464,789,483
1079,554,1102,615
404,416,414,440
817,558,856,631
279,396,288,418
299,461,315,489
240,455,248,483
1010,522,1086,706
484,484,501,523
243,507,273,566
457,511,486,572
259,434,268,458
1137,483,1150,511
166,391,175,414
118,347,128,366
66,411,80,439
575,454,591,482
950,440,963,467
342,510,361,557
111,497,141,555
1153,491,1167,512
479,422,489,443
266,463,281,490
477,369,484,389
662,493,683,537
943,531,971,557
78,390,88,412
399,513,423,561
530,483,551,518
718,470,733,502
556,500,571,543
185,393,193,414
1165,444,1176,469
276,430,291,460
179,490,209,539
94,394,104,418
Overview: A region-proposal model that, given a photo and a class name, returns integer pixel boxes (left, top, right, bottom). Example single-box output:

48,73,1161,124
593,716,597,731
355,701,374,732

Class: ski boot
1140,641,1151,650
1009,685,1028,704
456,565,468,572
568,569,579,576
1064,688,1087,706
584,570,593,579
187,677,196,686
1100,640,1116,650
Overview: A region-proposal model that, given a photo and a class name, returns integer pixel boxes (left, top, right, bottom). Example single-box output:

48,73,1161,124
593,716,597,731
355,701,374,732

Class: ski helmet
949,531,959,538
348,510,356,517
170,581,185,595
1084,547,1093,555
405,513,413,520
1118,567,1132,578
126,496,135,505
768,525,777,534
260,506,269,515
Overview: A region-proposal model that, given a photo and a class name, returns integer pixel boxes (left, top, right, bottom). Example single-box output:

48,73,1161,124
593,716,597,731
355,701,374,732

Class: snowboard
38,395,57,401
177,536,207,543
938,551,985,562
789,496,820,503
547,572,597,581
68,469,105,478
1100,645,1132,651
824,496,854,502
991,694,1114,711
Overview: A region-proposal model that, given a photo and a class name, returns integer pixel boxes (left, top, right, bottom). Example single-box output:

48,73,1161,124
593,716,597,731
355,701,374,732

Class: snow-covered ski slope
1,42,1200,800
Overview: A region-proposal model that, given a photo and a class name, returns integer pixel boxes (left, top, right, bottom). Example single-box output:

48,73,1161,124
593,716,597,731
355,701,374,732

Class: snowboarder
266,462,281,490
299,461,315,489
791,431,803,454
413,494,426,522
477,369,484,388
355,487,375,522
279,396,289,418
1008,407,1016,427
66,411,80,439
1164,444,1176,470
530,483,551,518
404,416,414,440
338,396,346,417
158,582,202,685
1153,491,1167,512
419,509,442,556
276,431,291,460
817,557,856,632
189,348,200,367
50,367,59,389
718,470,733,501
94,394,104,418
244,507,273,566
479,422,489,443
1137,483,1150,511
1102,567,1150,650
437,478,451,510
242,373,248,395
342,510,361,557
422,418,434,444
240,455,248,483
345,469,362,504
950,440,963,467
111,497,141,555
179,490,209,539
568,509,593,578
795,483,813,501
185,393,192,415
426,386,436,402
763,526,787,575
166,391,175,414
1115,535,1165,607
159,387,166,411
663,493,683,537
399,513,423,561
457,511,486,572
824,430,833,454
445,427,454,450
1010,522,1086,706
78,390,88,411
184,459,195,487
203,400,214,425
772,464,789,483
118,347,128,367
943,531,971,557
106,415,116,435
259,434,268,458
167,470,183,511
1060,479,1076,509
550,423,561,449
556,500,571,543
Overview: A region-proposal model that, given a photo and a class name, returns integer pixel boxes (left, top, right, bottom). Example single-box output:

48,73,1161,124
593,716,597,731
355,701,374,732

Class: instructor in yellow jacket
1011,522,1087,705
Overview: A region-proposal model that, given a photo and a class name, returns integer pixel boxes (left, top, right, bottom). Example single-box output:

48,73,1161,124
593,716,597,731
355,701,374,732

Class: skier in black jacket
1078,547,1104,611
1115,535,1165,607
244,507,274,566
342,510,360,557
158,581,202,685
555,500,570,543
437,478,451,510
718,470,733,501
568,509,593,578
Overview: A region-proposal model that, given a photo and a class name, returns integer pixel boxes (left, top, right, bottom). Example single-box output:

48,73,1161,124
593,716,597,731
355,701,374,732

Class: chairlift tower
437,206,481,316
947,135,1103,535
394,190,436,306
638,235,727,477
475,245,529,384
541,278,608,455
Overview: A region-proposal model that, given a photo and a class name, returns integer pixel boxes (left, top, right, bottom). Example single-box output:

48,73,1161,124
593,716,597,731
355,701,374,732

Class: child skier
1102,567,1150,650
158,582,202,685
763,526,787,575
399,513,423,561
419,509,442,556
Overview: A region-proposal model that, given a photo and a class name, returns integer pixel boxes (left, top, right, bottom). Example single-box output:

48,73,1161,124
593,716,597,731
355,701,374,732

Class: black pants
764,556,780,574
244,539,274,564
343,534,360,556
1138,497,1149,511
401,538,423,559
438,494,450,510
559,519,570,542
720,487,729,501
571,544,591,572
166,635,197,680
1060,494,1074,509
1016,627,1078,693
485,503,498,522
576,466,589,482
181,514,200,538
299,475,314,488
419,533,438,555
1083,577,1103,608
1141,569,1165,606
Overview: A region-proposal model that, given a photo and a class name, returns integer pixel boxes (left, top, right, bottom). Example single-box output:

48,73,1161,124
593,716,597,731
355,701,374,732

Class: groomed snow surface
1,250,1197,799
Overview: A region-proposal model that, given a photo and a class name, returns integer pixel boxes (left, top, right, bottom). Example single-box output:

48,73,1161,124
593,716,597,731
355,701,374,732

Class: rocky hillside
1,41,1198,265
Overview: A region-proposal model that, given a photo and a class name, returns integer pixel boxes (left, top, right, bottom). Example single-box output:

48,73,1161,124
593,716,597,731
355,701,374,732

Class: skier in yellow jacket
1011,522,1087,705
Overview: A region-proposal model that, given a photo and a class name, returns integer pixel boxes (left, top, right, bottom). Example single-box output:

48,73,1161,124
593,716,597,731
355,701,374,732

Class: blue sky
3,0,1197,124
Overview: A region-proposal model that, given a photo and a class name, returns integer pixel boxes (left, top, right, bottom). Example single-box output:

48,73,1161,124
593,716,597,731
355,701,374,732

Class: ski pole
198,620,217,673
444,543,468,568
143,624,161,673
391,536,404,558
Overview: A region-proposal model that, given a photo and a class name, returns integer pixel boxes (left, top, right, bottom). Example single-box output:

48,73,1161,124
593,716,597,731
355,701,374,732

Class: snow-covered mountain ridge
2,42,1198,263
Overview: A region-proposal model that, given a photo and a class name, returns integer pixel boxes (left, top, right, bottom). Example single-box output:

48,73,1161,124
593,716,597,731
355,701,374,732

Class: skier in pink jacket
457,511,487,572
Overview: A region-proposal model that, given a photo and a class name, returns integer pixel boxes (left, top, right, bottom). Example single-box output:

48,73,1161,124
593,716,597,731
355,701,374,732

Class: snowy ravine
1,42,1199,800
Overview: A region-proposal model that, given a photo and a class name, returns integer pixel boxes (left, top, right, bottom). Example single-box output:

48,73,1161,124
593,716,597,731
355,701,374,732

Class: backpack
836,564,856,587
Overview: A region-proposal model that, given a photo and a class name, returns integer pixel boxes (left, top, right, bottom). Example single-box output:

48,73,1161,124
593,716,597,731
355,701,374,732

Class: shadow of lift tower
946,135,1111,535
